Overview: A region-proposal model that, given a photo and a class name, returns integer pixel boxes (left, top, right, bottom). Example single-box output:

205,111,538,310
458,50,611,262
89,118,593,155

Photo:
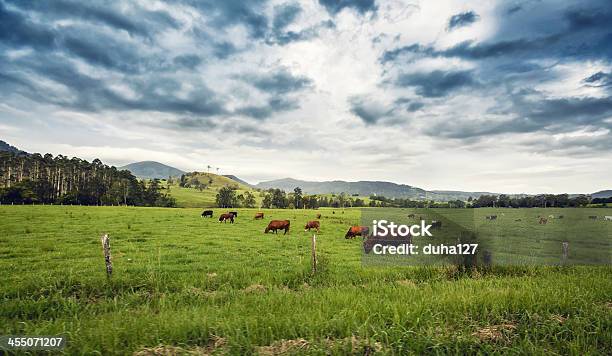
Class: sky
1,0,611,194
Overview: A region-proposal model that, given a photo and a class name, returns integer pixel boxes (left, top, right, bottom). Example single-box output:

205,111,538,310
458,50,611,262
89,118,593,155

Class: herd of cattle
485,213,612,224
200,209,612,238
201,210,342,236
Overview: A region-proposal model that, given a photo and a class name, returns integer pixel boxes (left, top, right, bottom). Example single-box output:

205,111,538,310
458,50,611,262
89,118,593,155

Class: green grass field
0,206,611,354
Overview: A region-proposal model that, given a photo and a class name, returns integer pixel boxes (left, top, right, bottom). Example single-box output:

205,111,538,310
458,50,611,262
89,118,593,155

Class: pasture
0,206,611,354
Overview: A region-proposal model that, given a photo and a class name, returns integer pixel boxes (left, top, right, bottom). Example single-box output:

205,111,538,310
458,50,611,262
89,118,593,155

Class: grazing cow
431,220,442,229
605,216,612,221
539,217,548,224
558,215,564,219
229,211,238,217
254,212,264,220
316,213,321,219
219,213,234,223
201,210,213,218
265,220,290,235
515,218,522,222
486,215,497,220
304,220,320,232
588,216,598,220
408,214,415,218
345,226,369,239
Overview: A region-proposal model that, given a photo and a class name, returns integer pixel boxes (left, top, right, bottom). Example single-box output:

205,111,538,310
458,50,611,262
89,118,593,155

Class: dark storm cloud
376,1,612,151
268,20,335,45
272,2,302,32
447,11,480,31
380,35,564,64
425,94,612,139
380,44,431,63
242,69,313,94
266,2,333,46
232,69,312,119
564,6,612,32
0,2,56,49
0,53,228,116
506,5,522,15
318,0,377,15
383,2,612,65
349,96,391,124
583,72,612,88
4,0,179,38
394,98,425,112
235,98,299,119
396,70,477,97
179,0,269,39
173,55,203,70
61,31,146,73
170,117,218,129
0,0,317,127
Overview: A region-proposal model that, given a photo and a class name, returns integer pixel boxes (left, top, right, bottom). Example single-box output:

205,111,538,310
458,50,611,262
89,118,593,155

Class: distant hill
224,175,254,188
256,178,430,199
591,190,612,199
119,161,185,179
256,178,501,201
166,172,257,208
428,190,501,201
0,140,27,155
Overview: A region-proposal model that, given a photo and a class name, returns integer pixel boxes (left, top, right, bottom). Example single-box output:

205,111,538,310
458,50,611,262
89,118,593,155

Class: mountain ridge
255,177,603,201
591,190,612,199
119,161,185,179
0,140,27,155
256,177,435,200
224,175,253,187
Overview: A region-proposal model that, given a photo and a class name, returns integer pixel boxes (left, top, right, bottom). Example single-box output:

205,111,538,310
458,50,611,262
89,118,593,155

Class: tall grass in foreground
0,206,610,354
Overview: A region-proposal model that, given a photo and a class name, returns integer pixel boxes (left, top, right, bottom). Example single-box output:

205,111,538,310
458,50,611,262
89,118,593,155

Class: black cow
201,210,213,218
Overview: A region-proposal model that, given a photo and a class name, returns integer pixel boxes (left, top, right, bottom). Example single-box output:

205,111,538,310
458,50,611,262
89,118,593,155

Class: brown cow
265,220,290,235
254,212,264,220
539,217,548,224
316,213,321,219
219,213,234,223
345,226,369,239
304,220,320,232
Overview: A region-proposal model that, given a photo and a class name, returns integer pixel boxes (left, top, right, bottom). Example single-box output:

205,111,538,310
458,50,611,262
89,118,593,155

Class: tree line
216,185,598,209
0,151,175,206
469,193,592,208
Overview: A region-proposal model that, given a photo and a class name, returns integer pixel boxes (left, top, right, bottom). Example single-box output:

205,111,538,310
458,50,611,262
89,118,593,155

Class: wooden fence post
483,250,492,267
311,234,317,274
562,242,569,264
101,234,112,278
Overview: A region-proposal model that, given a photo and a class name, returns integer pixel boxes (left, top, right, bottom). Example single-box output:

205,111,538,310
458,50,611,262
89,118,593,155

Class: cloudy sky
1,0,611,194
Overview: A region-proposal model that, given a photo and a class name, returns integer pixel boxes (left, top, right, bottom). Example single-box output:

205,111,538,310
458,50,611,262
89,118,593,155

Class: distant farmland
0,205,610,354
